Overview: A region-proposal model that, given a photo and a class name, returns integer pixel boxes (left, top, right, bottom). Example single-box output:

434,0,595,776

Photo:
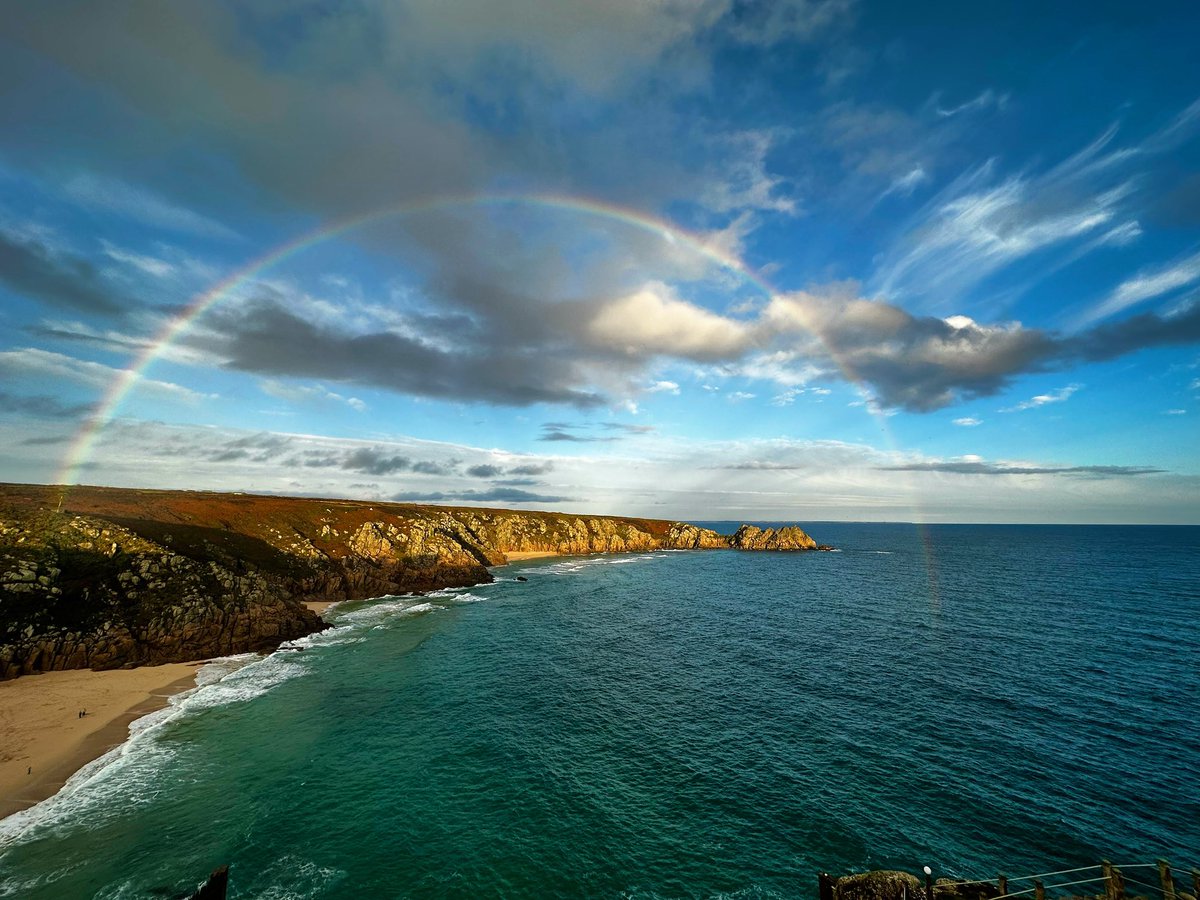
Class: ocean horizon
1,523,1196,898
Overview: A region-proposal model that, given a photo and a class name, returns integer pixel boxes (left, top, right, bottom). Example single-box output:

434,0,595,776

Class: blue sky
1,1,1198,522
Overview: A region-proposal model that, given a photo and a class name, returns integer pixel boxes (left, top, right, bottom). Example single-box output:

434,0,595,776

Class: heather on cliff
0,484,821,679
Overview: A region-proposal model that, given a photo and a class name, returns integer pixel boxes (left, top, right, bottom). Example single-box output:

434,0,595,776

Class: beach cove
0,524,1195,898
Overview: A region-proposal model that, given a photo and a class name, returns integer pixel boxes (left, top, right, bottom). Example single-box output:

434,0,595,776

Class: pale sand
0,662,205,819
504,550,560,561
303,600,340,614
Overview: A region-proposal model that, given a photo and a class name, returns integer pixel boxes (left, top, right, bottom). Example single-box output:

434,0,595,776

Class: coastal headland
0,482,826,681
0,483,824,816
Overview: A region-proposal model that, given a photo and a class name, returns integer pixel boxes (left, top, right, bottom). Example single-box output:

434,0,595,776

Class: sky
1,0,1199,523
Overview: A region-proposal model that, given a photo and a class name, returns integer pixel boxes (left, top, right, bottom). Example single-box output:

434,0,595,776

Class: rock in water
833,871,923,900
186,864,228,899
729,524,818,551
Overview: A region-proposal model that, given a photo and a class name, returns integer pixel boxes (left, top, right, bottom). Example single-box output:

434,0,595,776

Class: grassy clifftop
0,483,820,679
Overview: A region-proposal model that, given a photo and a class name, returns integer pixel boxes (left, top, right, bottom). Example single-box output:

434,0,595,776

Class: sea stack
729,524,819,551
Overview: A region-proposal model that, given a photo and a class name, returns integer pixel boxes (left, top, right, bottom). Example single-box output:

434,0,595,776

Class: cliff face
0,484,820,679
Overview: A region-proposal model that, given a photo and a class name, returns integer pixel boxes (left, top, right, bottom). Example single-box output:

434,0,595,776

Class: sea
0,524,1197,899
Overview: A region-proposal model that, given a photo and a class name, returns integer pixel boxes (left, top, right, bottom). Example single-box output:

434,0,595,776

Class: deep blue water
1,524,1197,898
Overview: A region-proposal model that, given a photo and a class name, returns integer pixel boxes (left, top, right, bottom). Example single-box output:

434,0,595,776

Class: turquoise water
1,524,1197,898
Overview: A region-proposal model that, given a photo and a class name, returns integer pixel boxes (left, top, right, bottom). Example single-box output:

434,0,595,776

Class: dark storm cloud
208,449,249,462
879,461,1165,477
507,462,554,476
26,323,149,353
341,447,456,476
10,3,1199,418
345,452,413,475
465,464,504,478
0,391,95,419
19,434,70,445
224,432,295,457
1066,301,1200,361
536,422,648,442
538,430,618,443
392,487,573,504
0,232,126,315
202,300,605,409
761,293,1200,412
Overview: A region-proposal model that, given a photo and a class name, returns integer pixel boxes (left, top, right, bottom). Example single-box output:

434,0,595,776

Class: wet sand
0,663,204,819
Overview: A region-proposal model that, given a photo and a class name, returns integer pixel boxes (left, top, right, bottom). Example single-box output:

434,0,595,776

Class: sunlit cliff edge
0,483,825,680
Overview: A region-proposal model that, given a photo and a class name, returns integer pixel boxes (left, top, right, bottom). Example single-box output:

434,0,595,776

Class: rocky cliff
0,483,822,679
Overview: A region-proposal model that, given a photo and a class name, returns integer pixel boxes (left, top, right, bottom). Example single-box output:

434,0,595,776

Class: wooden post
998,875,1008,897
819,871,835,900
1110,864,1126,900
1103,861,1118,900
1158,860,1177,900
1033,880,1045,900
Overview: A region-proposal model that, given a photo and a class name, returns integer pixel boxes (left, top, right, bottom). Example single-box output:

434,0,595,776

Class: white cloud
0,347,215,403
880,166,929,200
953,417,982,426
701,130,798,216
770,384,829,406
1078,247,1200,326
100,240,176,278
64,173,238,240
935,88,1009,119
1000,383,1081,413
1165,408,1186,415
4,419,1188,524
727,391,756,402
588,283,752,359
875,167,1123,306
645,380,681,395
726,350,822,388
260,379,367,412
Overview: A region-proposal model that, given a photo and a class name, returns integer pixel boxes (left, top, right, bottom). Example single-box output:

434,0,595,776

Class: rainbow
57,191,802,485
55,191,894,489
54,189,940,603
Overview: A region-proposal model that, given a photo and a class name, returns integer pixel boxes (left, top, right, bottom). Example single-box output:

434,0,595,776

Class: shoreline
0,662,206,820
303,600,341,614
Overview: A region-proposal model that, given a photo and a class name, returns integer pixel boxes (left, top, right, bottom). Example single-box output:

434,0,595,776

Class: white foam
0,652,290,845
402,602,437,614
0,582,493,847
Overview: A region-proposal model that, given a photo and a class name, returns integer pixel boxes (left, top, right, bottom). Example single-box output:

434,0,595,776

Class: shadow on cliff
101,516,313,578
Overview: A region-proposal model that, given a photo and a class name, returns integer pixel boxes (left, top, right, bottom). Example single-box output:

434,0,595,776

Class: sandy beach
504,550,560,561
0,663,205,819
303,600,340,614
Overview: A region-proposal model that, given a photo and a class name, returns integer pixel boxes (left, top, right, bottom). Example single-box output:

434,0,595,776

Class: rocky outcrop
729,524,818,551
0,483,824,680
831,871,923,900
664,523,729,549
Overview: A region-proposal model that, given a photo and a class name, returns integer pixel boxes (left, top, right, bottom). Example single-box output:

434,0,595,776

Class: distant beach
0,663,204,819
503,550,561,560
